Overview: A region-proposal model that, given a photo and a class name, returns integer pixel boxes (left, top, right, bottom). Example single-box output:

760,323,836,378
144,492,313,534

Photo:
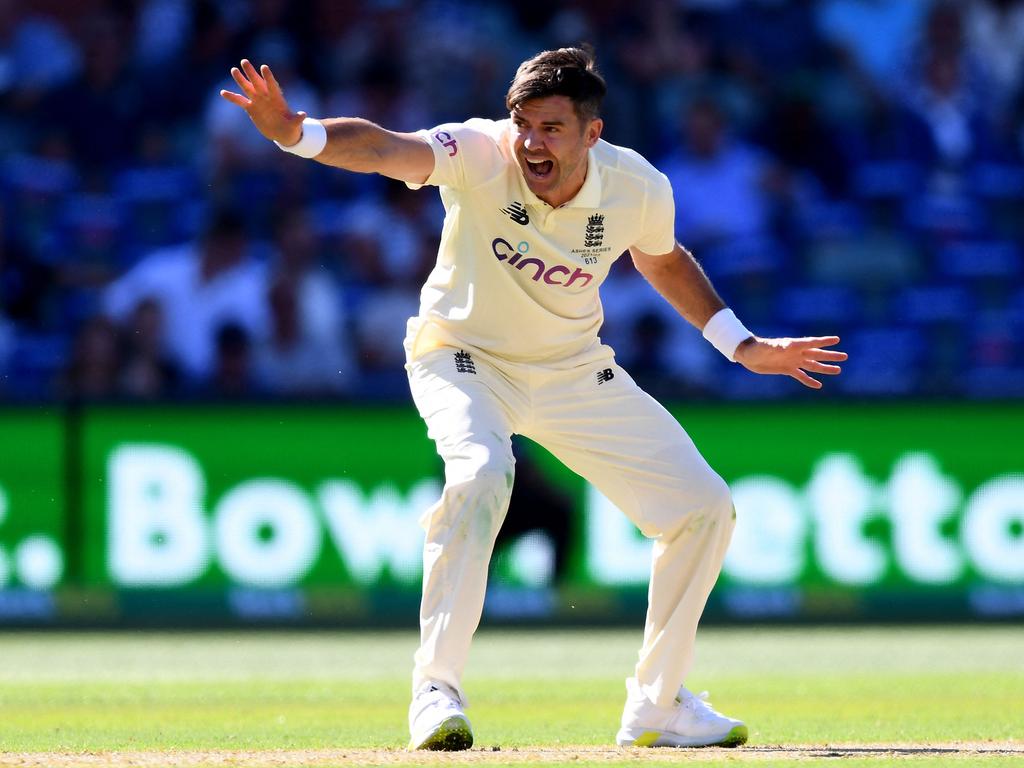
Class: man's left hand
733,336,847,389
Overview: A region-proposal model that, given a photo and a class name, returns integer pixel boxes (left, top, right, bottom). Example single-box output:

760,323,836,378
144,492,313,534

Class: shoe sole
616,724,748,748
409,715,474,751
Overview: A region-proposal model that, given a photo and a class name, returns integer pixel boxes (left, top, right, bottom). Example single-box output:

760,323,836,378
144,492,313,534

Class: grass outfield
0,626,1020,767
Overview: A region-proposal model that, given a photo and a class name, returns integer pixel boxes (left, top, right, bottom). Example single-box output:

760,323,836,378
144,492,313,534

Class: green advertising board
1,402,1022,624
78,406,444,622
0,408,65,619
571,403,1024,620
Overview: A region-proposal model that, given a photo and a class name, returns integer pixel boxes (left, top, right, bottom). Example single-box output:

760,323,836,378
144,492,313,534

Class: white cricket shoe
408,681,473,751
616,677,747,748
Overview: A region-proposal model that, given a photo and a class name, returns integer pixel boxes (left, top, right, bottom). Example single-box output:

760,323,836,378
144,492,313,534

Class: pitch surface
0,627,1020,766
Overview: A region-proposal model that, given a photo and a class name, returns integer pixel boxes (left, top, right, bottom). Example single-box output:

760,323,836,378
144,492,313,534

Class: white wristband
702,308,753,362
274,117,327,158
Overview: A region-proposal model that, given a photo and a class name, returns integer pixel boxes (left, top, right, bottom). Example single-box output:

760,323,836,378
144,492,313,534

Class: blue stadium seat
938,240,1022,280
894,284,974,324
835,327,925,396
777,284,862,327
5,331,69,399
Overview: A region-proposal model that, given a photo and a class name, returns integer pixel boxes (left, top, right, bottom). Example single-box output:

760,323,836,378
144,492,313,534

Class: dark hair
216,321,250,354
204,205,247,241
505,46,607,124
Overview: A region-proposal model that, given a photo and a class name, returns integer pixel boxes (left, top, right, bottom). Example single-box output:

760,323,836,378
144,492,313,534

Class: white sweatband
702,308,753,362
274,117,327,158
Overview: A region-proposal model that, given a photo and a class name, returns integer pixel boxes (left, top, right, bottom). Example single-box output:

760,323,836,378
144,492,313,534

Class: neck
540,185,579,208
537,164,588,208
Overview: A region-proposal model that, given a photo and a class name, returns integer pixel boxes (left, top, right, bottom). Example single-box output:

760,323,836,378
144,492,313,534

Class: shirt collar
565,149,602,209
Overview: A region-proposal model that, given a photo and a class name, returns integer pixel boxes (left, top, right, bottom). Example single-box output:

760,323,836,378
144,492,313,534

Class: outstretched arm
219,59,434,184
629,243,847,389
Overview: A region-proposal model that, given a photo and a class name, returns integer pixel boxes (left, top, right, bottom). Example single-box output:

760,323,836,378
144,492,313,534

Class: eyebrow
513,114,566,127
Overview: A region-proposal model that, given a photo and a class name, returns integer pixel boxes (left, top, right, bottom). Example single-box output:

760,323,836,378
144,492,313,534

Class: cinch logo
433,130,458,157
492,237,593,288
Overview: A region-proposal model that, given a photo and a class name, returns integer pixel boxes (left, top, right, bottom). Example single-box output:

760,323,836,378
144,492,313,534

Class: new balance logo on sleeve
454,350,476,374
596,368,615,384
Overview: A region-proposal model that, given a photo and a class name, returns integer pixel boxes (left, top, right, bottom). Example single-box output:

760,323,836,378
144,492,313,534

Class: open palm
734,336,847,389
219,59,305,146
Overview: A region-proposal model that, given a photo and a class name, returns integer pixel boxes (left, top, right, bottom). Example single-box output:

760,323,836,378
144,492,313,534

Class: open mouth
524,158,554,179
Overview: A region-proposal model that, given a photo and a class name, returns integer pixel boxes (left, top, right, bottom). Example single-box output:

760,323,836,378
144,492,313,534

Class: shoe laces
676,689,724,722
418,684,463,714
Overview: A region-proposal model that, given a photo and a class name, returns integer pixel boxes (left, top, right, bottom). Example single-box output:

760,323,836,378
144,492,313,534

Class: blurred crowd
1,0,1023,402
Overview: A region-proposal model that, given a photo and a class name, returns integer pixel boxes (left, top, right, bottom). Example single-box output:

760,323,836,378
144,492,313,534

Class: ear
585,118,603,148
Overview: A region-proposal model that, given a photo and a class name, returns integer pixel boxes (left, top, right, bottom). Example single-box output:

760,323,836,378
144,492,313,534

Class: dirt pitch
1,744,1021,767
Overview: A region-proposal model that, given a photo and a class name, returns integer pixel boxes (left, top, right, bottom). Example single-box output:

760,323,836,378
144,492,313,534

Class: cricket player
221,47,846,751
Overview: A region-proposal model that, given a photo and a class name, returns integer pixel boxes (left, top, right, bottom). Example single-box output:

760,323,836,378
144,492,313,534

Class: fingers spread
794,336,841,349
802,360,842,375
230,67,255,96
262,64,281,94
240,59,266,92
220,89,251,108
807,349,848,362
792,369,822,389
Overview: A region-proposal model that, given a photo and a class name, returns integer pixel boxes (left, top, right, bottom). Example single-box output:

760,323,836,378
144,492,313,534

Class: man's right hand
220,59,305,147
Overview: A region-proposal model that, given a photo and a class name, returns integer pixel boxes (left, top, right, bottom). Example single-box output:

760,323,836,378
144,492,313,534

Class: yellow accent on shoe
632,730,662,747
719,724,748,747
408,715,473,751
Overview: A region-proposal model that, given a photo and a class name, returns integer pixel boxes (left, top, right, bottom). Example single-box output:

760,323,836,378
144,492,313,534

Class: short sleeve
632,173,676,256
405,118,507,192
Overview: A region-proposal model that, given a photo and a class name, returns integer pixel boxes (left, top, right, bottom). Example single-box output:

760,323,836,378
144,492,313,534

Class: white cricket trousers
406,345,735,708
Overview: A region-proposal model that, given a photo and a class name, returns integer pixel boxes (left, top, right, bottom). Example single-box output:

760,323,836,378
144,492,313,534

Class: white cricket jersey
405,117,676,367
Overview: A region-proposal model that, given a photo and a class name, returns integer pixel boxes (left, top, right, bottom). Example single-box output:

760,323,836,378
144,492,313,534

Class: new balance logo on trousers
597,367,615,384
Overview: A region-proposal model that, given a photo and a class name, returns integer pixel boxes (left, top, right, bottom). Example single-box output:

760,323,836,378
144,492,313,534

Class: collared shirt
103,244,268,378
405,118,675,366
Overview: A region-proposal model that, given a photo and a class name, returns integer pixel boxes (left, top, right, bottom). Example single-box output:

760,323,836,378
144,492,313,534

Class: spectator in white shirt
103,207,268,382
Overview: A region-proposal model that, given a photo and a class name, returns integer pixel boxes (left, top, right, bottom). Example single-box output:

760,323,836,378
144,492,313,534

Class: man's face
511,96,602,207
687,104,723,159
